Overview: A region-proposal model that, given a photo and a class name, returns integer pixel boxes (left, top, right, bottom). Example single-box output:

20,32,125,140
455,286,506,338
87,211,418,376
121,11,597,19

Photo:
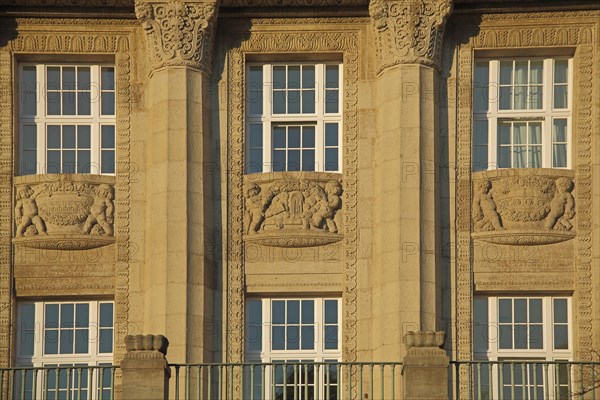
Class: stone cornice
135,0,218,74
369,0,452,72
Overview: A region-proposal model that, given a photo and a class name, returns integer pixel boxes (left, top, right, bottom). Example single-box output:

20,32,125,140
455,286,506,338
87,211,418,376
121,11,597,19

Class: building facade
0,0,599,398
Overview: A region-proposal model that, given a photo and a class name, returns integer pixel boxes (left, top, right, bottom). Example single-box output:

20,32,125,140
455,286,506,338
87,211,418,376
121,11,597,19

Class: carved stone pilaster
369,0,452,72
135,0,218,74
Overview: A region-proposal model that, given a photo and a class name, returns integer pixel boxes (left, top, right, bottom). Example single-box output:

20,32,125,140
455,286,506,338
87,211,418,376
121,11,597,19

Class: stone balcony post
135,0,218,363
368,0,453,361
121,334,170,400
402,331,449,400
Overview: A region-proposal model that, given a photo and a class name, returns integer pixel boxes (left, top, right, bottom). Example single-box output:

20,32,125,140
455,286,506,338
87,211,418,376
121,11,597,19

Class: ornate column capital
369,0,453,72
135,0,219,74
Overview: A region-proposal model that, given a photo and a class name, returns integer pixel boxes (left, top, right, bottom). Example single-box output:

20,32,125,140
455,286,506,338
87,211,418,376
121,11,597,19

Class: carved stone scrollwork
135,0,218,74
471,170,576,245
243,173,343,247
13,175,116,250
369,0,453,72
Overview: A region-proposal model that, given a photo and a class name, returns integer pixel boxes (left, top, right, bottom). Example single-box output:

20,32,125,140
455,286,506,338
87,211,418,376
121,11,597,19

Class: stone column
135,0,218,363
369,0,452,361
402,331,449,400
121,334,170,400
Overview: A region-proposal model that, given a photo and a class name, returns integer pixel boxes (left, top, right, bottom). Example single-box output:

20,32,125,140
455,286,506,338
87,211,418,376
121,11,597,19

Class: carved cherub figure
84,184,114,236
544,177,575,231
302,185,330,230
244,183,268,234
472,179,504,231
323,181,343,233
264,192,289,230
15,185,47,237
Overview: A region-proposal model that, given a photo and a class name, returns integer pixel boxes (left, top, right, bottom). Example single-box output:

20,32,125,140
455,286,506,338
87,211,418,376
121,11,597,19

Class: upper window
473,58,572,171
18,63,116,176
246,63,342,174
15,300,115,399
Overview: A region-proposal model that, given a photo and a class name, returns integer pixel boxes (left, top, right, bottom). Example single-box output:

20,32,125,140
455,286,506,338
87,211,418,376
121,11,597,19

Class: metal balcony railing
0,365,118,400
168,362,404,400
451,361,600,400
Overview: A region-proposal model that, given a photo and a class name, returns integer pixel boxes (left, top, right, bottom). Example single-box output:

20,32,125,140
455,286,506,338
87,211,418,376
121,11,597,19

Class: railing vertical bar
336,363,340,400
543,363,549,400
554,362,560,400
369,364,373,400
207,365,212,400
509,363,515,400
217,365,222,400
8,370,13,400
76,367,82,400
54,367,59,399
391,364,395,400
271,364,276,400
499,362,504,400
250,365,255,400
305,364,309,400
325,363,330,400
379,364,384,400
111,367,116,400
175,365,180,400
488,362,493,400
99,367,105,400
198,366,202,400
185,364,190,400
33,368,39,400
20,369,26,400
283,362,287,400
520,363,526,400
261,365,266,400
476,363,482,400
566,363,571,400
532,363,537,400
315,364,320,400
87,366,92,400
293,363,298,400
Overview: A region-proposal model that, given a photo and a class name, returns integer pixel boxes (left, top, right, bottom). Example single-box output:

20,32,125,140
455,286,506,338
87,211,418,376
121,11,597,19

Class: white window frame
246,62,343,173
18,63,116,176
15,300,114,399
474,296,572,399
473,57,572,170
245,297,342,400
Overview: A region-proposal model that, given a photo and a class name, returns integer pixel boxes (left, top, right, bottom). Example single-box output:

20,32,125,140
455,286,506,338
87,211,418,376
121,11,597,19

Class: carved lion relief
243,175,343,247
472,172,576,245
13,176,116,250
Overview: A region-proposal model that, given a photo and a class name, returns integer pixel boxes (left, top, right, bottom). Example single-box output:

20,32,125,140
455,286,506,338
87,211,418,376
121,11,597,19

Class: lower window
15,300,114,400
473,296,572,400
245,297,341,399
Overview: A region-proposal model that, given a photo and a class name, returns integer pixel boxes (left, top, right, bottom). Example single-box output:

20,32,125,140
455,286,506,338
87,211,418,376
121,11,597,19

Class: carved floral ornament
13,177,116,250
369,0,453,72
243,176,343,247
135,0,218,73
471,172,576,245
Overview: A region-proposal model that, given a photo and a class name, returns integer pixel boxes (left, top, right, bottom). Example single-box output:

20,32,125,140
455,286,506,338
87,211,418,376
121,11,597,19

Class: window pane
22,66,37,115
514,61,527,85
99,303,114,327
513,146,526,168
529,324,543,349
273,91,286,114
272,150,286,172
77,67,91,90
529,85,542,109
47,66,61,90
44,330,58,354
302,66,315,88
47,151,61,174
325,65,339,88
530,61,543,84
77,125,91,148
102,67,115,90
102,125,116,148
554,85,568,109
248,66,263,115
499,299,512,323
62,67,76,90
499,325,512,349
287,301,300,324
273,301,285,324
325,90,339,113
514,325,527,349
288,127,301,148
302,90,315,113
99,329,113,353
47,91,61,115
61,304,74,328
272,326,285,350
62,91,76,115
553,144,567,168
287,326,300,350
101,151,115,174
45,304,59,328
301,300,314,324
288,90,300,114
499,62,512,85
102,92,115,115
555,60,568,83
288,150,300,171
75,329,89,353
529,299,542,323
302,126,315,148
553,119,567,142
60,329,74,353
473,298,488,352
324,300,338,324
324,326,338,350
22,150,37,175
499,87,512,110
529,123,541,144
76,304,89,327
22,125,37,149
273,127,286,148
514,85,526,110
514,299,526,323
473,120,488,171
325,123,338,146
247,300,262,352
78,92,91,115
288,66,300,88
62,125,75,148
474,62,489,112
301,326,315,350
325,149,338,172
273,66,286,89
513,123,526,144
554,326,569,349
302,150,315,171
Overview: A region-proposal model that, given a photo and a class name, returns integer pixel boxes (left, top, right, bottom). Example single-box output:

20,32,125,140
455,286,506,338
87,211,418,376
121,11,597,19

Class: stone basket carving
471,169,576,245
243,172,343,248
13,174,116,250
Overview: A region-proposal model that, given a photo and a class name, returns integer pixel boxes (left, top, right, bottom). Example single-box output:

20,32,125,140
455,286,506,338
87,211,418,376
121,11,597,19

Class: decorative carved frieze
243,173,343,248
13,175,116,250
135,0,218,74
471,170,576,245
369,0,452,72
